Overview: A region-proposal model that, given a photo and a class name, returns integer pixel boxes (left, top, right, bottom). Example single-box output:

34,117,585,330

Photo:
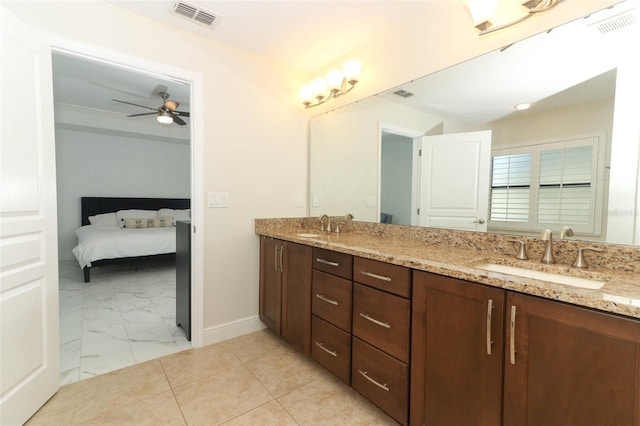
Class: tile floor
58,259,191,385
27,329,397,425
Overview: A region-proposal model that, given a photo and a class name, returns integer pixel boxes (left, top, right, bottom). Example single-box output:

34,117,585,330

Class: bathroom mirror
309,2,639,245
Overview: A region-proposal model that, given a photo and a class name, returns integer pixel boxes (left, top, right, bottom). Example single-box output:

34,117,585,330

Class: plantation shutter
538,145,593,225
490,153,532,222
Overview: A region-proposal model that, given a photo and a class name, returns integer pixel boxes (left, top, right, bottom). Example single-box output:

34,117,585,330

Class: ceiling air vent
171,1,219,28
393,89,414,98
590,10,636,34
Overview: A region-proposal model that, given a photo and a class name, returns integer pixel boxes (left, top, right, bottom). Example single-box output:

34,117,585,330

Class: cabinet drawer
353,283,410,363
312,247,353,280
312,315,351,384
352,337,408,425
312,270,352,332
354,257,411,298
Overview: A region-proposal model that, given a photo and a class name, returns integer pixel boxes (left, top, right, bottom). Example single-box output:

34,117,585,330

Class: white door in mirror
419,131,491,231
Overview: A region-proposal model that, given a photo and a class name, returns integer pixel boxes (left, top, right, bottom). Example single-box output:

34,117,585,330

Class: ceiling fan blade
127,112,156,117
175,111,190,117
172,115,187,126
164,99,179,111
112,99,158,111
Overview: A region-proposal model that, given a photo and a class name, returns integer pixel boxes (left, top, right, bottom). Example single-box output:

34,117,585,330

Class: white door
0,6,60,425
418,131,491,231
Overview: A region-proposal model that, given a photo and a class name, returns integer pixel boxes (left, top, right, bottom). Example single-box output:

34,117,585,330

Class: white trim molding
203,316,267,346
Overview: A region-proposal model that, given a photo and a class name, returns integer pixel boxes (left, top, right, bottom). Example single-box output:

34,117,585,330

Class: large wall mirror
310,1,639,246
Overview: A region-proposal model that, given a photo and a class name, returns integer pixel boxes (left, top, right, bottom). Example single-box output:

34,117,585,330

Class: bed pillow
88,212,118,227
123,218,151,229
116,209,157,228
122,216,175,229
152,216,175,227
158,208,190,222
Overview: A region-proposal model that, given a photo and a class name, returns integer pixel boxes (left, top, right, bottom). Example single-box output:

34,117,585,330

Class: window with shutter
489,135,604,235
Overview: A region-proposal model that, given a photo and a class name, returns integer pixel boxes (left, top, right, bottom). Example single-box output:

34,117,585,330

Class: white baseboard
203,315,266,346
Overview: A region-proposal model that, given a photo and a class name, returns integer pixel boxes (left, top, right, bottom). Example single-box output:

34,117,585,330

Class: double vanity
256,218,640,425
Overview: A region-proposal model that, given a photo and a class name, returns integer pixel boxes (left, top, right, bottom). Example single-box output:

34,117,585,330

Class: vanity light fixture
156,110,174,124
300,60,362,108
466,0,561,35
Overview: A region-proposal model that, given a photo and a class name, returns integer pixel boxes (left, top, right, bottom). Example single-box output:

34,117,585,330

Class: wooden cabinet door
282,242,312,355
259,237,282,333
504,292,640,426
411,271,505,426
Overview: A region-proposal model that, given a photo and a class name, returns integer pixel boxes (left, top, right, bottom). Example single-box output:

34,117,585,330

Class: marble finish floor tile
58,260,191,385
30,330,400,426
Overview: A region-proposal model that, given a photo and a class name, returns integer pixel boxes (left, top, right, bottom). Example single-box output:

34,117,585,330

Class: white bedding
72,224,176,268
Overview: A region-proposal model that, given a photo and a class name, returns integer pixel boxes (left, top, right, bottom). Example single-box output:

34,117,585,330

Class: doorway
50,47,203,384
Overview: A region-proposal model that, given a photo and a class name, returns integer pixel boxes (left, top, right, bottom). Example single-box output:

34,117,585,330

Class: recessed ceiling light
514,102,532,111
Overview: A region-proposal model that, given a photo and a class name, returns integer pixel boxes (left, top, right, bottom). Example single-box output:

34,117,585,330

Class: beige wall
6,0,623,345
5,1,308,341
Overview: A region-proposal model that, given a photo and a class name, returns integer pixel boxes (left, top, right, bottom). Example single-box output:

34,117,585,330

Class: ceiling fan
112,92,190,125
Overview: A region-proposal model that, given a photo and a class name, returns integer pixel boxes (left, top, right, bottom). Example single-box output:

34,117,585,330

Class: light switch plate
365,195,377,207
297,194,305,208
208,192,229,208
312,195,320,207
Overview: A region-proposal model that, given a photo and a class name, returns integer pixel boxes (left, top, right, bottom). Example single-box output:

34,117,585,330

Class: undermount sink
296,233,322,238
473,262,608,290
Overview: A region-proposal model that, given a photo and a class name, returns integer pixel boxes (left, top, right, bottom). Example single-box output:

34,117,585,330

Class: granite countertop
256,222,640,320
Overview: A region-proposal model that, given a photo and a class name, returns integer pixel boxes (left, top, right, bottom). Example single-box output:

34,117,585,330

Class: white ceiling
51,0,636,128
108,0,434,73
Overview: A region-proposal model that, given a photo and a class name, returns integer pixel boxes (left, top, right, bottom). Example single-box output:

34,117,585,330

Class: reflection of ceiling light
300,60,362,108
514,102,532,111
157,110,174,124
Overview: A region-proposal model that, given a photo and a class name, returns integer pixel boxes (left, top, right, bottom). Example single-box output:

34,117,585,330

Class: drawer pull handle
315,293,338,306
510,305,517,365
316,258,339,267
315,341,337,357
360,271,392,282
359,313,390,329
486,299,494,355
358,370,390,392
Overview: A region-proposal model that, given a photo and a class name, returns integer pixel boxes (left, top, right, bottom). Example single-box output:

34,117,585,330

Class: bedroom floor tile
58,260,191,385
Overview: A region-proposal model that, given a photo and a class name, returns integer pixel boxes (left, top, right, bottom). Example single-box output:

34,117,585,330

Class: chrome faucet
318,214,331,232
540,229,556,264
560,226,574,239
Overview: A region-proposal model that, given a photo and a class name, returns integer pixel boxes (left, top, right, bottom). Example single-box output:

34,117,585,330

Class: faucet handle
573,246,605,269
508,239,529,260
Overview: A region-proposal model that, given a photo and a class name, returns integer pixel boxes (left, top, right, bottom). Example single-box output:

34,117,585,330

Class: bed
72,197,190,282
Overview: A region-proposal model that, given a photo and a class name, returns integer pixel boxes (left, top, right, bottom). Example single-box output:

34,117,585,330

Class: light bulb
157,111,174,124
343,60,362,82
465,0,499,29
326,68,344,91
311,77,327,98
300,85,313,103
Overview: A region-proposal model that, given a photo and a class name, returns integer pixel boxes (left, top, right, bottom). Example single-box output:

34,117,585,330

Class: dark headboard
81,197,190,226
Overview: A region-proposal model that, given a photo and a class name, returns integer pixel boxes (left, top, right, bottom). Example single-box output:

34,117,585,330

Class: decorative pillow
123,218,150,229
116,209,157,228
158,208,190,222
88,212,118,227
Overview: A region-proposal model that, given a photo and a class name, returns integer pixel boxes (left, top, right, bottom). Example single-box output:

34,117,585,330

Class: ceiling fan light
157,110,174,124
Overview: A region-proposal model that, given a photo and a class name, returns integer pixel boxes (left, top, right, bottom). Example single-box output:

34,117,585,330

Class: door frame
48,37,205,348
378,122,424,225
